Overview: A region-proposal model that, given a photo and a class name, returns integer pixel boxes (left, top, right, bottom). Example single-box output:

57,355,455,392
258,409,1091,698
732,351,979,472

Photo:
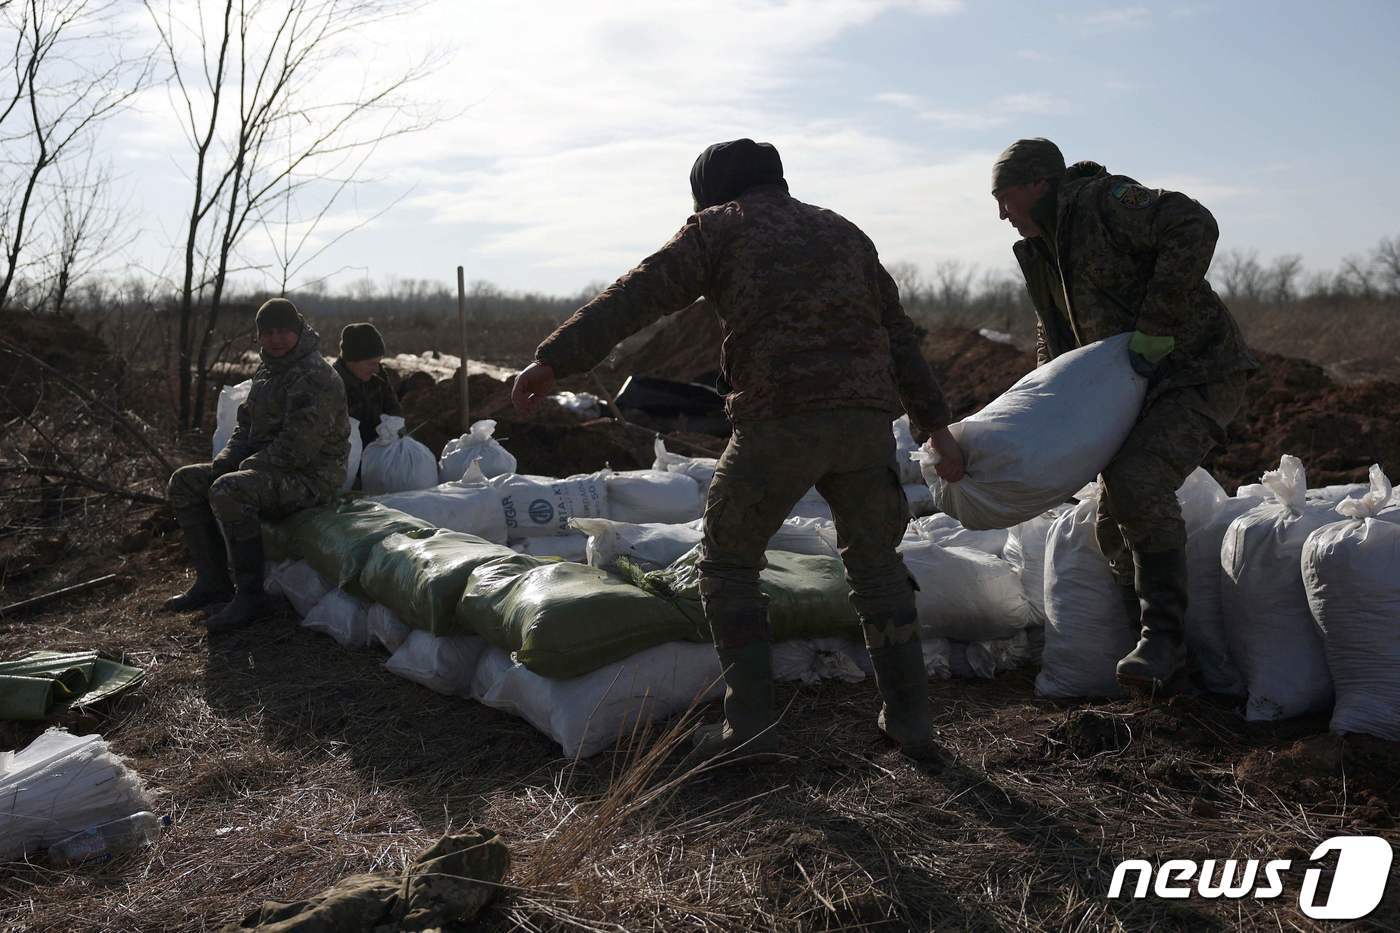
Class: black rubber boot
163,507,234,612
1115,547,1189,695
202,535,269,632
864,611,938,760
1118,581,1142,634
691,640,778,758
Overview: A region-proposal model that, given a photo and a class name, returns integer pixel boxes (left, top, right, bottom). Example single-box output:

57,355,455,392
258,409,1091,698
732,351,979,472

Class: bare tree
1372,234,1400,297
0,0,150,310
1212,249,1266,301
40,152,132,313
929,258,975,310
145,0,442,430
885,260,924,303
1263,253,1302,304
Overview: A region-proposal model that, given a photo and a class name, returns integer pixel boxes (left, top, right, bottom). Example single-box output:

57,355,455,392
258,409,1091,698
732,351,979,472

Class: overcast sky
105,0,1400,297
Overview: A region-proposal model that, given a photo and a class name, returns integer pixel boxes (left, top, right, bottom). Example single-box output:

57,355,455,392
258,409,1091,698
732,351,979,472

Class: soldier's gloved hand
511,361,557,415
1127,330,1175,377
925,428,965,483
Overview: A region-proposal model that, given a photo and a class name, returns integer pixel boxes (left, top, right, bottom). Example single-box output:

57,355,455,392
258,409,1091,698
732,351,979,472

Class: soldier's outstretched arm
875,261,951,439
1101,182,1219,339
533,219,710,380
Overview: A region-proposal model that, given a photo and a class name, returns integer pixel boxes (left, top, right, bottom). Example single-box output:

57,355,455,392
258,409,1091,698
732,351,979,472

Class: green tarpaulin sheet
0,650,144,721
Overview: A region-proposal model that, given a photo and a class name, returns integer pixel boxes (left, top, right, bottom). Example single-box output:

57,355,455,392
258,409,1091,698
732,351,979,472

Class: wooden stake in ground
0,574,121,619
457,265,470,433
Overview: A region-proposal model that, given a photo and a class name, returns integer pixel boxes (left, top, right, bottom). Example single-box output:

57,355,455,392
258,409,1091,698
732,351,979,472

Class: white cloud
1062,7,1152,32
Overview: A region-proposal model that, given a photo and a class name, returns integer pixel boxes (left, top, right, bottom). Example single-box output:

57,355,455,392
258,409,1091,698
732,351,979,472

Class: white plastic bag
1036,496,1134,698
768,517,840,557
772,638,870,685
341,417,363,493
212,379,252,458
1221,455,1335,721
917,334,1147,530
0,729,154,860
360,415,438,493
472,641,723,759
603,469,705,524
1002,509,1061,624
551,390,603,420
368,604,411,654
573,517,703,571
490,471,608,537
1303,466,1400,739
268,560,331,617
891,414,923,484
899,540,1037,642
652,438,717,494
438,419,517,482
371,465,508,544
384,631,486,696
301,588,372,648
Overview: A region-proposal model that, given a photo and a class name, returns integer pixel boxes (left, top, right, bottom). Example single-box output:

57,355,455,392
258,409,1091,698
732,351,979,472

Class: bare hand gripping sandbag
916,333,1148,530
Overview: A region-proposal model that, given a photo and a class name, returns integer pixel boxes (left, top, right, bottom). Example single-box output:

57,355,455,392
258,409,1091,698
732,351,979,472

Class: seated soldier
334,322,401,449
165,298,349,631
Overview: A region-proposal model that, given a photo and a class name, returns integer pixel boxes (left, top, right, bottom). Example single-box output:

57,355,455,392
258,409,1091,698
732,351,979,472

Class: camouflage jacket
214,324,349,498
534,184,951,436
334,358,401,448
1013,163,1258,398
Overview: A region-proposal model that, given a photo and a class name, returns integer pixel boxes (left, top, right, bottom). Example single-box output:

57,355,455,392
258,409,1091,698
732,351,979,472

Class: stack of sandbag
489,470,608,539
573,517,703,571
652,439,718,495
264,499,435,597
1221,455,1336,721
916,334,1147,530
362,414,438,493
603,469,704,524
1302,465,1400,739
438,419,517,482
904,513,1007,556
898,539,1037,642
371,462,509,544
360,529,517,635
1002,508,1065,624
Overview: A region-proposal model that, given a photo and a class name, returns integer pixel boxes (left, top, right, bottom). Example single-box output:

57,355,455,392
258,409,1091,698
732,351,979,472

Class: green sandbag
457,558,708,679
277,499,435,598
359,529,517,636
628,547,861,642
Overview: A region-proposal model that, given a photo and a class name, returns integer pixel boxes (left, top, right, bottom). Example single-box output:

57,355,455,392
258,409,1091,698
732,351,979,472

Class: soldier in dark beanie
165,297,349,631
334,322,401,450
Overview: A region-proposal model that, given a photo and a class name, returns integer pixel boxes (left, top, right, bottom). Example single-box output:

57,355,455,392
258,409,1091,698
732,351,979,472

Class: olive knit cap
255,297,303,334
339,322,386,362
991,138,1066,194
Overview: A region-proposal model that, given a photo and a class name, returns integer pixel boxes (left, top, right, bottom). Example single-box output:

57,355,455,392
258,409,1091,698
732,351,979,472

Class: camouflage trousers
168,462,324,542
699,408,915,650
1096,373,1247,583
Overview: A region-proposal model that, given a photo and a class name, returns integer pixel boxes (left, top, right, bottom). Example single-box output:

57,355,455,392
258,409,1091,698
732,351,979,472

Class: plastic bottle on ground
47,811,165,866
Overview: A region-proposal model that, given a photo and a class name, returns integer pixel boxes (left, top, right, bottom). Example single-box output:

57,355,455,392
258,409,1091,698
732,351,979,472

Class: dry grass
2,539,1397,932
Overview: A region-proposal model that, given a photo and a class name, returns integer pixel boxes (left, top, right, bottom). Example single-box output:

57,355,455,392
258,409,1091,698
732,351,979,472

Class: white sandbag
268,560,331,617
898,540,1037,642
771,638,869,685
903,482,936,517
1036,497,1133,698
603,469,705,524
341,417,363,493
1221,455,1335,721
1002,510,1060,624
301,588,372,648
1307,482,1368,503
512,533,589,563
1184,495,1260,696
490,470,608,537
1303,466,1400,740
786,489,833,522
917,334,1148,530
950,630,1034,679
892,414,922,484
473,641,724,759
1176,467,1229,533
768,517,840,557
0,729,154,860
905,513,1008,556
437,419,517,482
573,518,703,571
367,604,411,654
212,379,252,458
653,438,717,494
384,631,486,696
371,466,508,544
360,415,438,493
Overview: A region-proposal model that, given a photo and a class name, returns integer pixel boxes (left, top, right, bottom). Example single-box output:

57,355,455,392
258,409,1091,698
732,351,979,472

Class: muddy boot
163,507,234,612
203,535,269,632
1115,548,1189,695
691,640,778,759
865,612,938,760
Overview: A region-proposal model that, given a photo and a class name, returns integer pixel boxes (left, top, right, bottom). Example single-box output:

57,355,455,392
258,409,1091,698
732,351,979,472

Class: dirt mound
1236,733,1400,822
920,326,1036,419
0,310,115,414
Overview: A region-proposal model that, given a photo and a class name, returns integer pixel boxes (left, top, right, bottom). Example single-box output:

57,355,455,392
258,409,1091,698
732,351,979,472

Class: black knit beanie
255,297,303,334
339,322,386,362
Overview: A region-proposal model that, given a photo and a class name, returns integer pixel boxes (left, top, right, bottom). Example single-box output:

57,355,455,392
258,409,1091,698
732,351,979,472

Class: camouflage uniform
534,183,951,628
169,324,349,541
334,358,400,449
1011,161,1258,580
